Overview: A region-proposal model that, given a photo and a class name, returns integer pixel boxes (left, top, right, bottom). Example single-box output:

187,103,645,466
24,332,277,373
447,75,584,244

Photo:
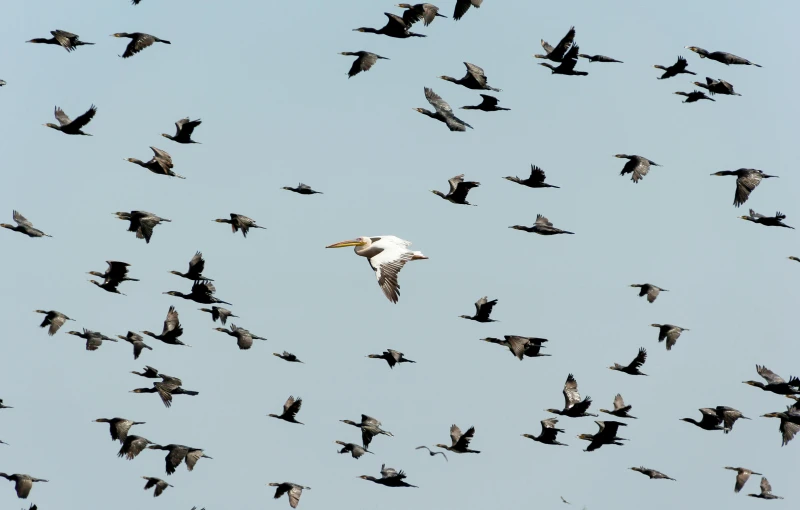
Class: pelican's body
326,236,427,303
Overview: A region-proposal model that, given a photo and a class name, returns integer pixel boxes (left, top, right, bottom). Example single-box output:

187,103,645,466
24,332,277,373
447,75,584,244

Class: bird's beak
326,239,365,249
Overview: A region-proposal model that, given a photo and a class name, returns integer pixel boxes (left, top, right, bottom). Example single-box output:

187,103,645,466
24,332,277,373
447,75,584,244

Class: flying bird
115,210,171,243
43,104,96,136
681,406,750,433
651,324,689,351
199,306,237,325
522,418,568,446
214,213,266,237
282,183,322,195
547,373,597,418
142,306,188,347
26,30,94,51
460,296,498,322
460,94,509,112
510,214,574,235
117,332,153,359
694,77,741,96
340,51,389,78
534,26,575,62
578,53,623,63
93,417,145,443
740,209,794,229
359,465,418,487
340,415,393,449
353,13,425,38
440,62,501,91
112,32,171,58
481,336,550,359
274,351,304,363
629,467,676,481
397,3,446,26
170,251,213,281
147,444,212,474
269,396,304,424
431,174,480,205
748,477,783,499
616,154,660,183
415,445,448,460
66,328,118,351
0,474,48,499
34,310,73,336
711,169,777,207
335,441,372,459
600,394,637,419
164,280,231,305
367,349,415,368
453,0,482,21
685,46,761,67
724,467,762,493
435,424,480,454
674,90,715,103
539,43,587,76
609,347,648,376
415,87,473,131
653,56,695,79
162,118,202,144
577,421,628,452
214,323,267,350
630,283,667,303
504,165,559,188
1,211,51,238
142,477,172,497
126,147,183,178
268,482,311,508
743,365,800,395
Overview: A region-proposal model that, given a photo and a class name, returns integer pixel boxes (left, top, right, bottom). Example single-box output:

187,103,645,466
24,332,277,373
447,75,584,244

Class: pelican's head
326,237,368,249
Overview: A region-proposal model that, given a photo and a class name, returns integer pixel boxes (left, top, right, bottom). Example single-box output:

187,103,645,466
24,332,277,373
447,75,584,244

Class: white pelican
326,236,428,303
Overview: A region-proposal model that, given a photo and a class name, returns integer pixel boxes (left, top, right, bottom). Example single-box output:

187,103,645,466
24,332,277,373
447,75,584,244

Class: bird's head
213,219,228,223
521,434,534,439
614,154,629,159
162,291,180,297
430,190,445,198
739,215,751,220
281,186,293,191
710,171,728,176
334,440,346,446
357,475,371,480
160,133,171,139
396,3,412,8
742,381,762,388
213,328,229,333
130,388,146,394
434,444,448,449
679,418,693,423
111,33,127,38
352,28,369,33
760,412,781,419
43,123,60,130
508,225,524,230
545,408,561,415
66,331,80,336
93,418,108,423
326,237,368,249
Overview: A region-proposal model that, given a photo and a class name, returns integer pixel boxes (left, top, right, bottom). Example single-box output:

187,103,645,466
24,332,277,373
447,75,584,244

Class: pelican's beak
326,239,365,249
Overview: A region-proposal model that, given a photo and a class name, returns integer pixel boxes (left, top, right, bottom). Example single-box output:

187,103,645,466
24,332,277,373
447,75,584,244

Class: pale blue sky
1,0,798,508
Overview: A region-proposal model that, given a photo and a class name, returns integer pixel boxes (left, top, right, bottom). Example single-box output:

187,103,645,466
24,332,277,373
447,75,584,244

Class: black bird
126,146,183,179
131,365,161,378
510,214,574,235
269,396,303,424
214,213,266,238
274,351,304,363
142,306,188,347
459,296,498,322
578,53,623,63
340,51,388,78
790,256,800,263
600,394,637,419
118,332,153,359
630,467,676,481
214,323,267,350
340,415,393,449
165,280,231,305
0,399,12,410
397,3,446,26
522,418,568,446
435,424,480,454
616,154,660,183
268,482,311,508
630,283,667,303
66,328,117,351
440,62,501,92
335,441,372,459
547,374,597,418
353,13,425,38
142,477,172,497
685,46,761,67
26,30,94,52
609,348,648,376
577,421,628,452
112,32,171,58
282,183,322,195
94,417,145,443
481,336,550,359
460,94,509,112
415,87,473,132
539,44,587,76
724,467,762,493
147,444,212,475
748,477,783,500
88,277,126,295
504,165,559,188
0,474,48,499
431,174,480,205
674,90,715,103
453,0,482,20
359,465,418,487
740,209,794,229
653,56,695,79
415,445,448,460
43,104,96,135
681,407,749,433
711,169,777,207
762,402,800,446
88,261,138,283
162,118,201,144
115,210,171,244
367,349,415,368
534,26,576,62
1,210,51,238
651,324,689,351
34,310,73,336
131,373,199,408
199,306,237,325
170,252,213,281
743,365,800,395
694,77,741,96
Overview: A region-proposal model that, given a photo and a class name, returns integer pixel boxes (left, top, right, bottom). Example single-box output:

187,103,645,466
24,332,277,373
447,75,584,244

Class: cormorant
415,445,448,460
579,53,623,63
126,147,183,179
118,332,153,359
115,210,171,243
66,328,117,351
674,90,715,103
440,62,501,91
0,399,12,409
522,418,568,446
1,211,51,238
397,3,446,26
214,213,266,237
147,444,212,474
630,283,666,303
630,467,676,481
162,118,201,144
335,441,372,459
43,104,96,135
724,467,762,493
711,169,777,207
609,347,647,376
170,251,212,281
761,402,800,446
353,13,425,38
415,87,472,131
431,174,480,205
214,323,267,350
268,482,310,508
459,296,498,322
577,421,628,452
340,51,388,78
88,261,138,283
435,424,480,453
685,46,761,67
481,336,550,359
0,474,48,499
142,477,172,497
600,394,636,419
94,417,145,442
616,154,660,183
546,373,597,417
653,56,695,79
510,214,574,235
534,26,575,62
681,407,749,433
34,310,73,336
748,478,783,499
26,30,94,52
460,94,509,112
199,306,237,325
274,351,304,363
539,44,587,75
131,373,199,408
740,209,794,229
359,465,417,487
112,32,171,58
117,434,154,459
269,396,303,424
694,77,741,96
340,415,393,449
131,365,160,378
164,280,231,305
367,349,415,368
651,324,689,351
453,0,482,21
142,306,188,346
743,365,800,395
282,183,322,195
504,165,559,188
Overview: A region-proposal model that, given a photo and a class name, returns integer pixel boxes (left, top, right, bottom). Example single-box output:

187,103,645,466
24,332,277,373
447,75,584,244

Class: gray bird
651,324,689,351
616,154,660,183
142,477,172,497
94,417,145,443
510,214,574,235
600,394,637,419
1,210,51,238
268,482,310,508
748,477,783,499
685,46,761,67
630,467,676,481
34,310,74,335
340,51,389,78
724,467,762,493
630,284,667,303
0,474,48,499
335,441,372,459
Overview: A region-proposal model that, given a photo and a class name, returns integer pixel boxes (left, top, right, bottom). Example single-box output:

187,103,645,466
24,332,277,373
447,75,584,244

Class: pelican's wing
368,247,414,304
447,174,465,195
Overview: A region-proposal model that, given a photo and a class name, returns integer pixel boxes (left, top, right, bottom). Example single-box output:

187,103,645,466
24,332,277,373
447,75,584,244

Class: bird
1,210,51,238
724,467,762,493
43,104,96,135
578,53,623,63
0,474,48,499
353,13,425,38
164,280,231,305
326,235,428,303
117,332,153,359
170,252,213,281
681,407,750,433
66,328,118,351
674,90,715,103
274,351,304,363
415,445,448,460
522,418,568,446
34,310,73,336
130,373,199,408
131,365,161,379
510,214,574,235
577,421,628,452
214,323,267,350
199,306,237,325
339,51,389,78
630,284,667,303
335,441,372,459
615,154,660,183
481,336,550,359
609,347,648,376
546,373,597,418
440,62,501,92
503,165,559,188
112,32,171,58
435,424,480,454
740,209,794,229
415,87,473,131
397,3,446,26
460,296,498,322
367,349,415,368
126,147,184,179
460,94,509,112
629,467,676,481
268,482,311,508
340,415,393,449
359,465,418,487
453,0,482,20
431,174,480,205
534,26,576,62
653,56,695,79
89,277,126,295
694,77,741,96
539,43,587,76
651,324,689,351
282,183,322,195
761,403,800,446
748,477,783,499
790,256,800,263
743,365,800,395
142,477,173,497
88,261,139,283
600,394,637,419
26,30,94,52
269,396,303,424
0,399,12,410
115,210,171,243
685,46,761,67
214,213,266,238
162,118,202,144
142,306,188,347
94,417,145,443
710,169,777,207
147,444,212,475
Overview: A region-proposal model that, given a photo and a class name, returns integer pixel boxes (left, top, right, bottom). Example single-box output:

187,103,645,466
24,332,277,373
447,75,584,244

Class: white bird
326,236,428,303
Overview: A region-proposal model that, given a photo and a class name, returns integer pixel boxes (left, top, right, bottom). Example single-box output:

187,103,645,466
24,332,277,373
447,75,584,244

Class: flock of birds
1,1,796,509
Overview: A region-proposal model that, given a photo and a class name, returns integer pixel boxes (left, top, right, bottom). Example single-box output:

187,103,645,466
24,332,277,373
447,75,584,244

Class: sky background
1,0,798,508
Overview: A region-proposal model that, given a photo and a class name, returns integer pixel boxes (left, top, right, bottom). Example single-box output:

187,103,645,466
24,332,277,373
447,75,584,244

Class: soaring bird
126,147,184,178
353,13,425,38
117,332,153,359
66,328,118,351
274,351,303,363
600,394,637,419
539,44,587,75
43,104,96,135
630,467,676,481
415,87,473,132
681,406,749,433
142,306,188,347
214,213,266,238
577,421,628,452
415,445,448,460
0,474,48,499
510,214,574,235
367,349,415,368
199,306,237,325
326,236,428,303
578,53,623,63
131,373,199,408
481,336,549,359
214,323,267,350
694,77,741,96
522,418,568,446
27,30,94,52
547,373,597,418
164,280,231,305
534,26,576,62
142,477,172,497
724,467,762,493
630,283,667,303
674,90,715,103
117,435,155,460
440,62,501,91
504,165,559,188
115,210,171,243
460,94,510,112
615,154,660,183
748,478,783,500
170,252,213,281
268,482,311,508
436,424,480,454
431,174,480,205
743,365,800,395
460,296,498,322
94,417,145,443
453,0,482,20
653,56,695,79
34,310,73,336
340,415,393,449
162,118,201,144
711,169,777,207
340,51,389,78
740,209,794,229
359,465,418,488
335,441,372,459
651,324,689,351
282,183,322,195
269,396,303,424
147,444,212,475
112,32,171,58
685,46,761,67
397,3,446,26
131,365,161,379
1,211,51,238
609,347,648,376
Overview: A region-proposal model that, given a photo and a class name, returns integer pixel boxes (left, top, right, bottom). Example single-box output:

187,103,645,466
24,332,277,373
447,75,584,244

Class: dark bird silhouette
269,396,303,424
653,56,695,79
170,252,212,281
34,310,73,336
131,365,160,379
630,467,676,481
510,214,574,235
367,349,415,368
577,421,628,452
694,77,741,96
0,399,12,410
1,210,51,238
397,3,446,26
165,280,231,305
147,444,212,475
126,146,183,179
214,213,266,238
27,30,94,51
340,415,393,449
762,403,800,446
431,174,480,205
359,465,418,487
681,407,749,433
534,26,575,62
460,94,509,112
435,424,480,454
115,210,171,243
790,256,800,263
481,336,550,359
522,418,568,446
743,365,800,395
340,51,388,78
199,306,237,325
214,323,267,350
740,209,794,229
630,283,666,303
112,32,171,58
415,445,448,460
335,441,372,459
547,374,597,418
685,46,761,67
66,328,117,351
453,0,482,20
725,467,762,493
0,474,48,499
616,154,660,183
94,417,145,443
162,118,201,144
44,104,96,135
274,351,304,363
142,306,188,347
440,62,500,91
600,394,637,419
282,183,322,195
675,90,715,103
748,477,783,499
268,482,310,508
88,260,138,283
142,477,172,497
711,169,777,207
609,348,648,376
579,53,623,63
353,13,425,38
459,296,498,322
504,165,559,189
118,332,153,359
131,373,199,408
88,277,125,295
539,44,587,76
651,324,689,351
415,87,473,131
